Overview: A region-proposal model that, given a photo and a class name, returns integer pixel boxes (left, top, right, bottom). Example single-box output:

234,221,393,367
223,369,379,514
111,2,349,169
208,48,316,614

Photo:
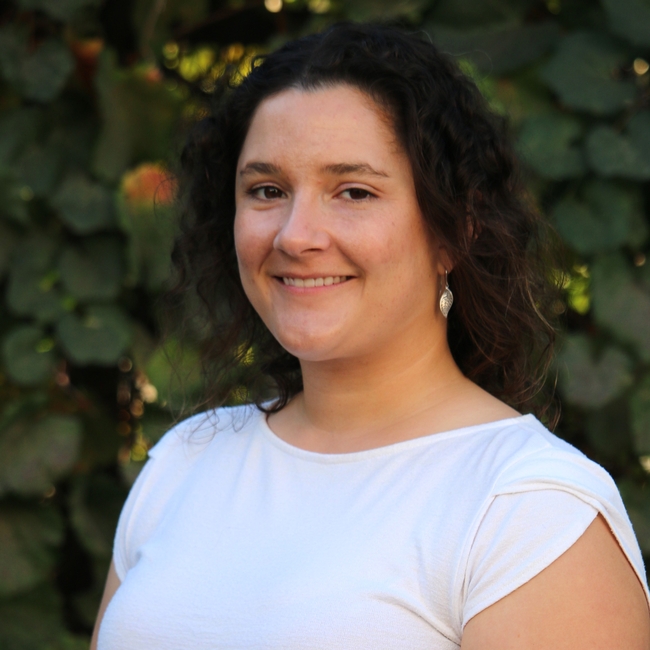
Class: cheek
356,214,435,282
234,212,270,279
381,226,439,317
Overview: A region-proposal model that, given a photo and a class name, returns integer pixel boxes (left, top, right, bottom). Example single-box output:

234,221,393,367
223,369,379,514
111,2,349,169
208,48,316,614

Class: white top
99,406,649,650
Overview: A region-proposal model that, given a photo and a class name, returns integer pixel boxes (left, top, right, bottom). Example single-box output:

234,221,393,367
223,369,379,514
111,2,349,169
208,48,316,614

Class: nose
273,190,331,257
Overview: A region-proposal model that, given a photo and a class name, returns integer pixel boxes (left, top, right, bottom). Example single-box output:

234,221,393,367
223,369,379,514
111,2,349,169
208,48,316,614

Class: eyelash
340,188,375,201
247,186,285,200
246,185,377,201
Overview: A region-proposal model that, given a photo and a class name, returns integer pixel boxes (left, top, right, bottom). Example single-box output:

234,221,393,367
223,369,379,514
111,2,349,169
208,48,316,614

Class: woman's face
234,84,447,363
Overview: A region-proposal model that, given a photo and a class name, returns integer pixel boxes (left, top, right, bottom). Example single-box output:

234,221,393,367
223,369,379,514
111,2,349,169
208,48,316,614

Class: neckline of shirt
256,410,537,464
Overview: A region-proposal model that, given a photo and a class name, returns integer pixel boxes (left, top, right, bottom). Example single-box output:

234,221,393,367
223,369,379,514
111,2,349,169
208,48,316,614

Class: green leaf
517,113,584,179
0,171,31,225
6,270,64,322
0,223,17,277
21,39,74,103
339,0,429,22
426,21,560,74
118,190,174,291
78,411,120,468
601,0,650,48
551,181,644,254
17,0,101,22
57,305,132,365
585,401,633,460
586,125,650,180
51,172,114,234
16,143,63,197
553,198,609,254
591,254,650,360
0,25,28,87
145,338,203,411
92,50,184,182
0,585,84,650
6,235,64,323
557,334,633,408
58,236,123,301
539,32,636,115
619,481,650,555
564,265,590,314
628,111,650,163
48,116,97,171
0,503,63,596
0,393,49,433
8,232,55,272
69,475,128,559
631,375,650,455
0,30,73,103
2,325,56,386
0,415,82,496
424,0,535,27
133,0,209,51
585,181,647,249
0,108,41,167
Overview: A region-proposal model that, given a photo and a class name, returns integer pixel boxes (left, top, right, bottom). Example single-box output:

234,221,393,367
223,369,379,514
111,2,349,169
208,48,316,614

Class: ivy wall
0,0,649,646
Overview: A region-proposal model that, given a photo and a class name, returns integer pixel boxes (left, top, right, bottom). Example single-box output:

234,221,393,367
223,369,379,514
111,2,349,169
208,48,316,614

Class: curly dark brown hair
170,22,560,424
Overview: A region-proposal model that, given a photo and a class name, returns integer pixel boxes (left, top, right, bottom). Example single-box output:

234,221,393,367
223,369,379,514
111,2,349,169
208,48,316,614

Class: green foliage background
0,0,649,646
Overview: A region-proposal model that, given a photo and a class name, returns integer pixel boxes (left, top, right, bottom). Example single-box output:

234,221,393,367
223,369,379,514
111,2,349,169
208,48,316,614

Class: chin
273,329,346,363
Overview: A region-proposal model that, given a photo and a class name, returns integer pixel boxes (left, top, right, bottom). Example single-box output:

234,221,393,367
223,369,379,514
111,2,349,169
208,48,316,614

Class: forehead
237,85,404,169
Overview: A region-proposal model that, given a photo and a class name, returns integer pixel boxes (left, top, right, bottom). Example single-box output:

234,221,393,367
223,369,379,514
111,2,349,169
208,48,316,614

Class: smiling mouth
280,276,351,288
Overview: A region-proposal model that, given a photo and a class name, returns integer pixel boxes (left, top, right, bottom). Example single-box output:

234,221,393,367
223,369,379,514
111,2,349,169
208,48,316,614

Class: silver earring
439,270,453,318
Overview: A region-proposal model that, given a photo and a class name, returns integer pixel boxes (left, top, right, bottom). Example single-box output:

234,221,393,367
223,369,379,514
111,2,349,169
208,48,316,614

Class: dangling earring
439,270,453,318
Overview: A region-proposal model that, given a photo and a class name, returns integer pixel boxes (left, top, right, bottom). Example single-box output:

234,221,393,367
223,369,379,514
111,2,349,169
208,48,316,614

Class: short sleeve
113,456,159,581
112,416,201,581
111,408,237,581
462,489,598,627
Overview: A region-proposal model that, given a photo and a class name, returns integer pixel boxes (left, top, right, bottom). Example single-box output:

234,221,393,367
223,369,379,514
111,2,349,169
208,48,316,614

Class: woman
93,23,650,649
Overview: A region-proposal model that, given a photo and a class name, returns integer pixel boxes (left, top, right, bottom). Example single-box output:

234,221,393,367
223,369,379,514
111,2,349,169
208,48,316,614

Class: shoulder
446,414,613,497
461,415,649,603
488,416,620,504
449,413,646,566
476,416,630,547
432,415,593,498
454,416,650,633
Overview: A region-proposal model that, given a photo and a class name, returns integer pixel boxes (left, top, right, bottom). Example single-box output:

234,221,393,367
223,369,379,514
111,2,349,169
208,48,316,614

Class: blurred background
0,0,649,646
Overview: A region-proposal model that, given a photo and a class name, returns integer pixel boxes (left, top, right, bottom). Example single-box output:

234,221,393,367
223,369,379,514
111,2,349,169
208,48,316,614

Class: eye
341,188,374,201
250,185,285,200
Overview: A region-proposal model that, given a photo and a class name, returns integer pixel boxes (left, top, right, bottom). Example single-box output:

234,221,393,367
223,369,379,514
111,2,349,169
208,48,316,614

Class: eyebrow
321,162,389,178
238,161,389,178
239,162,281,177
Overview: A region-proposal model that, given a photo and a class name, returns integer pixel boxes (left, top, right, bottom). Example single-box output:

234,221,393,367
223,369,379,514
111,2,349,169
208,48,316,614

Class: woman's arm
461,514,650,649
90,559,122,650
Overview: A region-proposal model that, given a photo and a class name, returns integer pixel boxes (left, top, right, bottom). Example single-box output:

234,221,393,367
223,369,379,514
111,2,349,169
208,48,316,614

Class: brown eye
343,188,373,200
254,186,283,199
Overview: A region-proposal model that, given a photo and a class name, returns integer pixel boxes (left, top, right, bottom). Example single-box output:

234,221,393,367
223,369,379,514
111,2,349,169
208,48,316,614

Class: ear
465,213,481,246
435,244,454,276
466,191,483,245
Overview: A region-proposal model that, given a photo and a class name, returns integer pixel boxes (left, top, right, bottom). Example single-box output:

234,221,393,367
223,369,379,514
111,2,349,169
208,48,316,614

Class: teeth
281,276,347,287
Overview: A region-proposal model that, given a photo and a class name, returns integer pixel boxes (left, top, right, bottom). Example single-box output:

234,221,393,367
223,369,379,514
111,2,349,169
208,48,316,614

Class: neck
275,323,472,451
